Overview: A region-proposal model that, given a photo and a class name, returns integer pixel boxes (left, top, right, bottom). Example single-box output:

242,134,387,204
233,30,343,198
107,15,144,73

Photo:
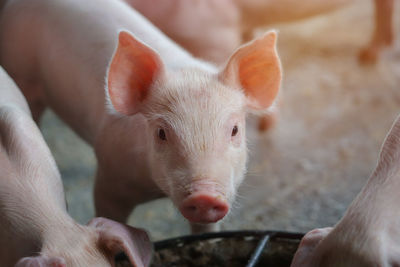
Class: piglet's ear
88,217,153,267
15,255,66,267
107,31,164,115
219,31,281,110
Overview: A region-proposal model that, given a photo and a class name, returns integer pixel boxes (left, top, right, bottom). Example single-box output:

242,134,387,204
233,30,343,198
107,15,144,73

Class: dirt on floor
41,0,400,241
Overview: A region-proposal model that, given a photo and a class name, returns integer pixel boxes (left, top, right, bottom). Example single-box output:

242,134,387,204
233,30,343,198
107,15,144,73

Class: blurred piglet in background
291,114,400,267
0,66,152,267
125,0,394,65
125,0,395,131
0,0,281,233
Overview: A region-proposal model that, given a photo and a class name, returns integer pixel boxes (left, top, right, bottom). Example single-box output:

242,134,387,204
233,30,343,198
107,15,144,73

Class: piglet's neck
41,218,92,253
28,206,85,257
336,169,400,238
344,121,400,225
3,185,76,247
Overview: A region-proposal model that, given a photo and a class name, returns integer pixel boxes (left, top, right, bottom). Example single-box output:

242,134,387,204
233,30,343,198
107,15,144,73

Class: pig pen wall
41,0,400,241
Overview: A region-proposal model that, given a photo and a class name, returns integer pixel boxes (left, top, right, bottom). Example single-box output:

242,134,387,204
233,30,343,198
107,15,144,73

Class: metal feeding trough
116,230,304,267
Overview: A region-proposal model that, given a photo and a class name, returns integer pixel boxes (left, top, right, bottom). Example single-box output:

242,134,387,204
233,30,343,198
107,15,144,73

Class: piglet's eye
158,128,167,141
232,125,238,137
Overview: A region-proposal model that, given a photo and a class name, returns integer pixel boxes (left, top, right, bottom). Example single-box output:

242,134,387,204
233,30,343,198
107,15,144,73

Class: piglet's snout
180,193,229,223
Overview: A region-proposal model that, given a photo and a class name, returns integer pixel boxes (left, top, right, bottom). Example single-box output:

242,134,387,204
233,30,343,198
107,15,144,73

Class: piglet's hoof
258,114,277,132
358,46,379,65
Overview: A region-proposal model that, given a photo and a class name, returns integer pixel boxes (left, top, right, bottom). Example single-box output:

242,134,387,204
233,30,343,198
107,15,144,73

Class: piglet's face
107,31,281,224
142,71,247,223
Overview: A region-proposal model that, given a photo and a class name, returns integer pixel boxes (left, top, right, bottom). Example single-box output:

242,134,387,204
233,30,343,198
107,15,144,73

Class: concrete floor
40,0,400,241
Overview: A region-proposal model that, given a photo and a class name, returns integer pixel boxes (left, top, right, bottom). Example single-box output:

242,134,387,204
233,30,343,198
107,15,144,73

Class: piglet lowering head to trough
0,66,152,267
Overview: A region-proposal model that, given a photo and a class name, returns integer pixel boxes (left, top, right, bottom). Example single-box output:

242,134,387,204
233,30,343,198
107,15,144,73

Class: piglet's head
107,30,281,224
15,217,152,267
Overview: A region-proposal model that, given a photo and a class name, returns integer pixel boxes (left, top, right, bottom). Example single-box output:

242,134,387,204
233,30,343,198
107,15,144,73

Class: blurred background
40,0,400,241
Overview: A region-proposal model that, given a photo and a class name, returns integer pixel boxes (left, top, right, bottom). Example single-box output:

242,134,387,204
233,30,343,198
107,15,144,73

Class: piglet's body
125,0,394,133
291,115,400,266
126,0,394,65
0,0,282,232
0,66,152,267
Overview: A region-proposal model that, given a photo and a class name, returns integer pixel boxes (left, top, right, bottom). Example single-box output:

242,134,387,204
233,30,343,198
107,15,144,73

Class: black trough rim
154,230,304,250
116,230,304,265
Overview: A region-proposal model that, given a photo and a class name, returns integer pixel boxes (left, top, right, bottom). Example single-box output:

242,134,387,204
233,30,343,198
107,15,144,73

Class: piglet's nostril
187,206,197,211
213,205,223,211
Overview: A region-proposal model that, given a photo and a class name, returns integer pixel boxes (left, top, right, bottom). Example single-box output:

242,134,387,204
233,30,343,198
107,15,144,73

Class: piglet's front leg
94,158,165,224
94,169,147,223
292,114,400,266
359,0,394,64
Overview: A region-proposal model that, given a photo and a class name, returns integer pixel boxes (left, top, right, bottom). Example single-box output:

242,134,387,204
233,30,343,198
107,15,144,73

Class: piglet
0,0,282,233
126,0,394,65
0,66,152,267
124,0,394,134
123,0,241,64
237,0,395,64
291,114,400,266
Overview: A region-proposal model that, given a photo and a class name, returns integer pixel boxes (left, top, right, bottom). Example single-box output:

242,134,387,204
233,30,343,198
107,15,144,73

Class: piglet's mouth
179,193,229,223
